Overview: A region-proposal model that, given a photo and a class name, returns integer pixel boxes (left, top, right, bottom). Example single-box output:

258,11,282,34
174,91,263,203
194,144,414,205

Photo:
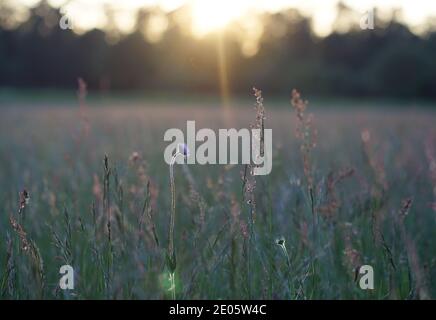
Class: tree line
1,1,436,99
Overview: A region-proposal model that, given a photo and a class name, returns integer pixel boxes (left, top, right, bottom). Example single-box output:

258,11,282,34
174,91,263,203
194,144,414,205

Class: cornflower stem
169,153,180,259
168,152,182,299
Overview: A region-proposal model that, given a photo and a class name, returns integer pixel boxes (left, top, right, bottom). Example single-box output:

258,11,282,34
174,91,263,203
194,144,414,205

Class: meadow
0,90,435,299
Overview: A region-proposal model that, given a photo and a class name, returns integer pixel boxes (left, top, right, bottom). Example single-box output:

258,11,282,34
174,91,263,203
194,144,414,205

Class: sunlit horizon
9,0,436,38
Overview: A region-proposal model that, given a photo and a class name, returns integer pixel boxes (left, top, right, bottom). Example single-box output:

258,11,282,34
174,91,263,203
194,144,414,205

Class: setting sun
190,0,249,36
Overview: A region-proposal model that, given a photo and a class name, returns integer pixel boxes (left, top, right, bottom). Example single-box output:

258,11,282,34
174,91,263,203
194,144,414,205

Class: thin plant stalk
169,154,177,259
167,144,188,300
276,237,292,298
169,272,176,300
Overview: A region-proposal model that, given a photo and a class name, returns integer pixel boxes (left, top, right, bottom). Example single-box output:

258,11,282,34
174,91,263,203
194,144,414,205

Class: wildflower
275,236,285,247
275,236,291,268
177,143,190,157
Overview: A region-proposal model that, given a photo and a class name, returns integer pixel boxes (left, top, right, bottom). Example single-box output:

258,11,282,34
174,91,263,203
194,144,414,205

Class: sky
13,0,436,37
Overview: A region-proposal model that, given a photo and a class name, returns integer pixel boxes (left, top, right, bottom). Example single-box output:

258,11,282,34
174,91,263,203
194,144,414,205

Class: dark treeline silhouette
1,1,436,99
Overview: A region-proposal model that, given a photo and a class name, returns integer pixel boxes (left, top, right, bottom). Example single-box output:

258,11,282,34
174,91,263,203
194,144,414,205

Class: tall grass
0,86,434,299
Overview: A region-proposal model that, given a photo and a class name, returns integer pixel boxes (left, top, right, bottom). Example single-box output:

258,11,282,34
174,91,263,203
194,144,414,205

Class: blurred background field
0,0,435,300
